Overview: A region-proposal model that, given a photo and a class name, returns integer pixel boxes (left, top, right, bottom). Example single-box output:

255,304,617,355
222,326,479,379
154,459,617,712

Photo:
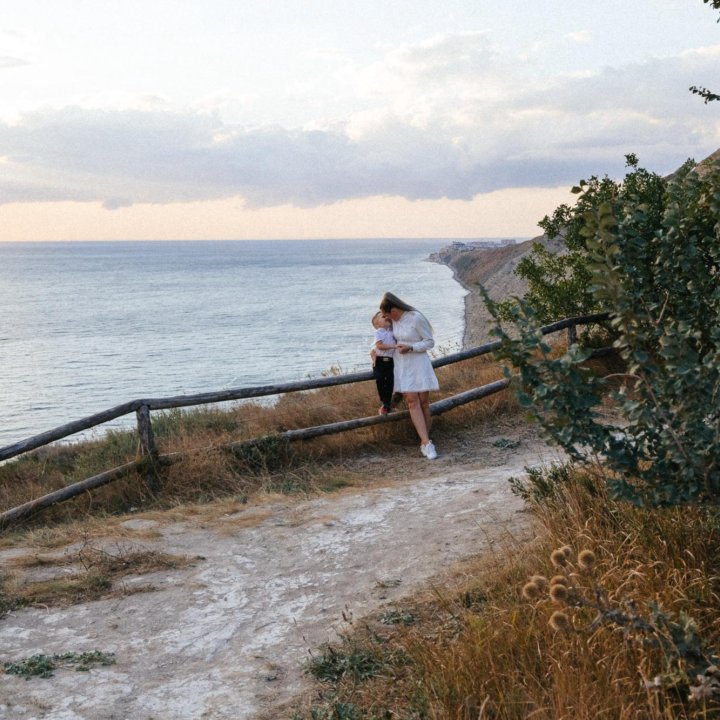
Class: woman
379,291,439,460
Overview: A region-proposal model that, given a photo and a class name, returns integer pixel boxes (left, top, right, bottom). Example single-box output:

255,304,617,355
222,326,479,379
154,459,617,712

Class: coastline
441,258,485,350
429,240,537,349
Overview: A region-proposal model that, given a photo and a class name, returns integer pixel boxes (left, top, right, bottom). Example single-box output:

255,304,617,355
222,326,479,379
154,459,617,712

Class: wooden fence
0,313,610,526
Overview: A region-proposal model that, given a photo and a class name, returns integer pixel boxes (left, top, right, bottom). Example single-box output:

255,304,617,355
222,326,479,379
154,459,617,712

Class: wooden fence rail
0,312,610,527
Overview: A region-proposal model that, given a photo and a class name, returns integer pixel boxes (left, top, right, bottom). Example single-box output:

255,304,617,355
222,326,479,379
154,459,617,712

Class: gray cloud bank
1,40,718,209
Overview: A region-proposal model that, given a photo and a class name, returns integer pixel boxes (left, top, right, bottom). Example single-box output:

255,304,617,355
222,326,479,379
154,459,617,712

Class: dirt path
0,431,562,720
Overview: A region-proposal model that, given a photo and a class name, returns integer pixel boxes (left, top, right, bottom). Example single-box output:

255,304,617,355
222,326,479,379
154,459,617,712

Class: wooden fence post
136,404,160,494
567,322,577,346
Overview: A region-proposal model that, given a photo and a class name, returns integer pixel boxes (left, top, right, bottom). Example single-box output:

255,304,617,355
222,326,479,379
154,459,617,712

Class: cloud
0,36,718,209
0,55,29,69
564,30,592,44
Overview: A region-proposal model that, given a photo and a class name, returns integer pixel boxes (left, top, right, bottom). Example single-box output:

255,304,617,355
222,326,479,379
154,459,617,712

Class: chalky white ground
0,434,562,720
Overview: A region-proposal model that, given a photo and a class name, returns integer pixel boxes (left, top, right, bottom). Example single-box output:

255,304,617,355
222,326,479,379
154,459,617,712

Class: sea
0,238,505,449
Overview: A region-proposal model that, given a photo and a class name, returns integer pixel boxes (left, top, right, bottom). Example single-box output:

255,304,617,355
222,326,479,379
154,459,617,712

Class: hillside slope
431,236,565,347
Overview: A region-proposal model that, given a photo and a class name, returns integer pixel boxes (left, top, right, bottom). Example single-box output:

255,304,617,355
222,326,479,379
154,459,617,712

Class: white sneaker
421,441,438,460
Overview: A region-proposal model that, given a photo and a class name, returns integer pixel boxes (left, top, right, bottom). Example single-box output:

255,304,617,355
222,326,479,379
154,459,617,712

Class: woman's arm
405,312,434,353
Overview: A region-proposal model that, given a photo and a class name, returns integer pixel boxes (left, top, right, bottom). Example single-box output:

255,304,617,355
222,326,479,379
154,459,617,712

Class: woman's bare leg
404,392,430,445
418,392,431,436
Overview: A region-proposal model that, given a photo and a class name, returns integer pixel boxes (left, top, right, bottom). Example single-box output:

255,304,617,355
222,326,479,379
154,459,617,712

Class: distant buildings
448,239,518,251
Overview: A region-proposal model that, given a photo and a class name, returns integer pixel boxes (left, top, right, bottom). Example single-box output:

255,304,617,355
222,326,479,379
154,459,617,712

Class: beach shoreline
438,258,483,350
429,239,536,348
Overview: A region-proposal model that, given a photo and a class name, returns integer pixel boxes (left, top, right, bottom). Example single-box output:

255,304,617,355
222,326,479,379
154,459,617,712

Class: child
370,310,397,415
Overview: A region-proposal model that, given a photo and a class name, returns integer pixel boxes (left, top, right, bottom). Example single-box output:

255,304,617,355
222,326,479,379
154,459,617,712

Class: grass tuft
4,650,116,679
0,541,190,613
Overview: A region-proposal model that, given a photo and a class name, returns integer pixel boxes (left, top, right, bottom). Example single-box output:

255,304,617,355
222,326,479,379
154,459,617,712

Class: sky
1,0,719,241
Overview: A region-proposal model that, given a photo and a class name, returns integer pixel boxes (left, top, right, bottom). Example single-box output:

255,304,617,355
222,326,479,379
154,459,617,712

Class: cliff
431,236,565,347
438,150,720,347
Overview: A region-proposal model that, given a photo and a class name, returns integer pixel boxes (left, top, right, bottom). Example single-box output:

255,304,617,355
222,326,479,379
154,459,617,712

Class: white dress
391,310,440,392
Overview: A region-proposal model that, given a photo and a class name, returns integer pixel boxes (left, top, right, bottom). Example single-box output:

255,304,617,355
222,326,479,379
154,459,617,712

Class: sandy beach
430,240,537,348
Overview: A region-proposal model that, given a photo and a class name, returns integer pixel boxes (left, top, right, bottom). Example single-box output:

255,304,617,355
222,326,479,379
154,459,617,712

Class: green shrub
487,156,720,505
496,156,666,327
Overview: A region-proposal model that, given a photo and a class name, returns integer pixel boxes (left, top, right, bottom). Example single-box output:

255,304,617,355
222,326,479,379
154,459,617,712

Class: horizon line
0,235,534,244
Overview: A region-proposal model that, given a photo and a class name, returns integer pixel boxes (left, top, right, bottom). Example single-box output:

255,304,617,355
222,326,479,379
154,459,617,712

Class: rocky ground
0,421,562,720
431,235,565,346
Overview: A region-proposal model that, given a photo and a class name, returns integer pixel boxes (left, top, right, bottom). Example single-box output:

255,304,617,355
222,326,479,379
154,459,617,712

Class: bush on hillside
496,155,668,329
486,155,720,505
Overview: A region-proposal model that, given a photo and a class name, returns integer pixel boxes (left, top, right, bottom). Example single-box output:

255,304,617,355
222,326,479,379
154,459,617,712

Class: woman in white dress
379,292,439,460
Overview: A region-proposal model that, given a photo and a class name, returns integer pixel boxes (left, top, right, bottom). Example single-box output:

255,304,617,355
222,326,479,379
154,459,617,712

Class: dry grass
0,354,520,532
0,539,190,613
295,468,720,719
6,346,714,716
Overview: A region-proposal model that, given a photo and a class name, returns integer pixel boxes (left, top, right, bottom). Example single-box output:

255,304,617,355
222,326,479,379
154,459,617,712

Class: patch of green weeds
461,587,488,609
324,702,367,720
493,438,521,449
375,578,401,589
4,654,55,679
301,622,415,718
379,609,415,626
292,701,368,720
265,473,312,495
508,462,581,503
298,696,399,719
231,434,293,473
4,650,116,679
308,646,385,683
312,702,363,720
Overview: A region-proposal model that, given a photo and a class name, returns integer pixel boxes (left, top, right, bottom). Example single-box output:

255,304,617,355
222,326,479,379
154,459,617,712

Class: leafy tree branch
487,157,720,505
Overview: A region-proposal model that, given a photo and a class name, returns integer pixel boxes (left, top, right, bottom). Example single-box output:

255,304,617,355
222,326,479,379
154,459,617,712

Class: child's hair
372,310,384,326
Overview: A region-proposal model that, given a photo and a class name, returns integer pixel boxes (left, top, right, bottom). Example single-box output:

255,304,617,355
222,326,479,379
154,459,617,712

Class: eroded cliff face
431,236,565,347
433,152,720,347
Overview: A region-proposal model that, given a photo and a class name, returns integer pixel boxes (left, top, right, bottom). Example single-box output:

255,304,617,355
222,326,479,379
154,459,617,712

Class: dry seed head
549,574,568,587
522,582,541,600
550,549,568,566
549,583,569,603
548,611,571,632
578,549,596,570
560,545,573,558
530,574,548,590
688,675,720,702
